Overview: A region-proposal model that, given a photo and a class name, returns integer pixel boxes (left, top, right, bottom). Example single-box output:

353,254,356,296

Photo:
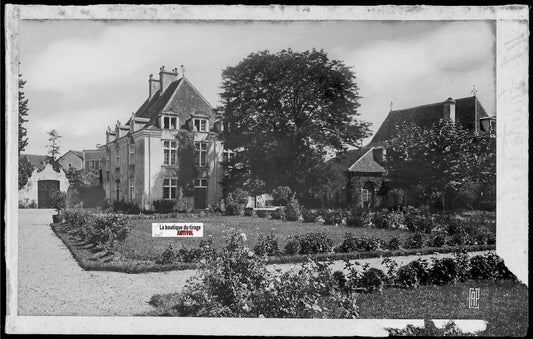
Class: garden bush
470,252,516,281
396,264,419,287
256,209,268,218
232,188,249,215
270,207,285,220
373,210,406,230
243,208,255,217
355,267,387,293
50,190,67,214
346,208,367,227
332,270,347,289
152,199,175,214
403,233,424,249
113,200,141,214
298,232,334,254
155,230,358,318
284,199,301,221
301,208,318,223
404,212,438,233
272,186,292,206
387,237,401,250
321,209,345,225
427,233,446,247
157,242,177,264
336,232,359,253
430,257,459,285
284,236,301,255
253,233,280,256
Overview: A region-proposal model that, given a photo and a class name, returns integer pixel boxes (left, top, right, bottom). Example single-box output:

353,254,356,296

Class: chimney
148,74,160,99
159,65,178,94
443,97,456,122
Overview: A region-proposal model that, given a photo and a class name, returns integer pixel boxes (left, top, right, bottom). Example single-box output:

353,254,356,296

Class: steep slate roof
369,96,491,146
131,77,214,131
22,154,47,167
347,148,386,173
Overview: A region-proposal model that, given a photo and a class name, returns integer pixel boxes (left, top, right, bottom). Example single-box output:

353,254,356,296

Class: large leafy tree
385,120,495,210
220,49,371,194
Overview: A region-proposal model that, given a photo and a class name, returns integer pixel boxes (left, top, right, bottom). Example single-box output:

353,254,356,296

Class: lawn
116,215,415,261
358,280,528,336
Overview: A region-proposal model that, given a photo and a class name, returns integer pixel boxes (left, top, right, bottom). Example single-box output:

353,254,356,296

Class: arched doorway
37,180,60,208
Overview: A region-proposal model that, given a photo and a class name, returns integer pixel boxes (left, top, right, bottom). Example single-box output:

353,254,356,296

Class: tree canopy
220,49,371,194
18,74,29,154
46,129,62,161
385,120,496,210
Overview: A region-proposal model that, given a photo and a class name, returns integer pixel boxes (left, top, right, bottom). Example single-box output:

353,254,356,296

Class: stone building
18,162,70,208
57,150,84,170
341,95,496,209
98,66,226,211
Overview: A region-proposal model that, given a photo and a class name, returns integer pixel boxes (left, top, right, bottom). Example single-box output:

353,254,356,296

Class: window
115,182,120,201
163,178,178,199
129,178,135,201
195,142,207,167
68,163,72,168
129,143,135,164
88,160,101,170
194,179,208,187
222,149,236,164
106,170,110,182
163,116,177,129
163,140,178,165
194,118,208,132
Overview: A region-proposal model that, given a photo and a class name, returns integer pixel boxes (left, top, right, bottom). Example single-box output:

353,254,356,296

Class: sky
19,19,496,155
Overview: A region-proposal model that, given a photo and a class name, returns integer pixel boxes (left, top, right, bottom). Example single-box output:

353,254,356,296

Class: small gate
37,180,60,208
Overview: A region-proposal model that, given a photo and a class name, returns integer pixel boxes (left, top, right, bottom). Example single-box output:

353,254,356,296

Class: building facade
342,95,496,209
99,66,225,211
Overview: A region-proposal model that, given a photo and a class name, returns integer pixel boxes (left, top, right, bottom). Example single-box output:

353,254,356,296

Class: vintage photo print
4,4,529,336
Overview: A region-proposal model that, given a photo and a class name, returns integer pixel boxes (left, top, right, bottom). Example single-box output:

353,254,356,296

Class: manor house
98,66,230,211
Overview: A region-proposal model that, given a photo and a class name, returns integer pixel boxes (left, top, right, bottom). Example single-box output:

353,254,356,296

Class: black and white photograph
4,4,529,336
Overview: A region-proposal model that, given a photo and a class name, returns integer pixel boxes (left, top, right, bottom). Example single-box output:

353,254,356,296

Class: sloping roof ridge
180,77,214,110
59,150,83,160
347,147,374,172
393,95,475,113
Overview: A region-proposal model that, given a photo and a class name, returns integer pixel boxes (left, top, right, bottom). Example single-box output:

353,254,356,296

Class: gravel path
17,209,490,316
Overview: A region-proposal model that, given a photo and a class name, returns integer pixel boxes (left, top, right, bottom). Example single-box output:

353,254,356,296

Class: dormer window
193,118,208,132
162,115,178,130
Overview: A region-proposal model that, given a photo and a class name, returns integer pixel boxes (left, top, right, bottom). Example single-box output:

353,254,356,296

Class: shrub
176,247,202,263
357,237,385,252
87,213,132,251
430,257,459,285
284,199,300,221
243,208,255,217
321,209,344,225
233,188,249,205
332,270,347,289
270,207,285,220
403,233,424,249
387,237,401,250
159,230,358,318
152,199,175,214
396,264,419,288
427,233,446,247
272,186,292,206
253,233,280,256
256,209,268,218
442,215,466,236
470,252,516,281
113,200,141,214
298,232,334,254
355,267,387,293
346,208,367,227
284,236,301,255
373,211,406,230
404,213,437,233
337,233,359,253
446,233,474,246
301,208,318,223
224,193,237,215
50,191,67,214
157,242,177,264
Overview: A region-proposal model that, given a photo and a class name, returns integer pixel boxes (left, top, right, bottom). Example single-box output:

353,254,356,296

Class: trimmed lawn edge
50,222,495,274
